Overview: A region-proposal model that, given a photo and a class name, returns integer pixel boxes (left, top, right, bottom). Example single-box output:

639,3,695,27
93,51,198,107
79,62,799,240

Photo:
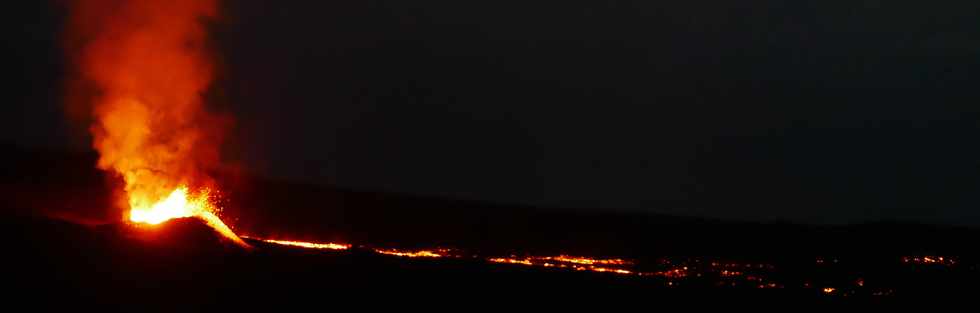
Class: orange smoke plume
65,0,244,246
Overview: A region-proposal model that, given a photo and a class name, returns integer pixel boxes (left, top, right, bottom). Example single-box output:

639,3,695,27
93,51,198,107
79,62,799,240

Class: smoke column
64,0,227,219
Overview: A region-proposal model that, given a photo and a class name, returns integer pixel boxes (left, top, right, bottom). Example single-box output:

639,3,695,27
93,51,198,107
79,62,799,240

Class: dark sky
8,1,980,224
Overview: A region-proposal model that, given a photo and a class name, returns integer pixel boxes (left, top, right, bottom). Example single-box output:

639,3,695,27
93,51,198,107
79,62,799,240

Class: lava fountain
129,186,248,247
65,0,247,247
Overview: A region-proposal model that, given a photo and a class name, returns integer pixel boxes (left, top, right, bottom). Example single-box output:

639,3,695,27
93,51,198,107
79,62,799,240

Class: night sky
7,1,980,224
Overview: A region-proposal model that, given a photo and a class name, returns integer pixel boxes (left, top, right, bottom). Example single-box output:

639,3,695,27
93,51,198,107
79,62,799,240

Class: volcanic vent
64,0,246,246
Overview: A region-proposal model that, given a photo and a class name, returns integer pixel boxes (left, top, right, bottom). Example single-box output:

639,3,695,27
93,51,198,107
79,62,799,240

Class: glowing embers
487,255,635,275
373,248,458,258
244,237,351,250
128,186,249,248
719,270,742,277
488,257,533,266
902,256,956,266
641,267,688,278
536,255,629,266
488,256,788,288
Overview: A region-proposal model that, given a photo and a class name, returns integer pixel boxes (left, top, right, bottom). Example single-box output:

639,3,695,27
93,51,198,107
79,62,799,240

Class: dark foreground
4,216,978,311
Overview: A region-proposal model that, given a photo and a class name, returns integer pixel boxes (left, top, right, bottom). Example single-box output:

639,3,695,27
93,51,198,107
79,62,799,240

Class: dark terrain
3,145,979,309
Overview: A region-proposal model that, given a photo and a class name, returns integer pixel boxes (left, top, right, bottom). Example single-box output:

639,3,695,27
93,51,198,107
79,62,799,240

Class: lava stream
242,237,350,250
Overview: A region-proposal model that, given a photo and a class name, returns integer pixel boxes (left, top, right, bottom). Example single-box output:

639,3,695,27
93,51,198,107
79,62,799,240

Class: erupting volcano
65,0,246,247
129,186,247,247
4,0,970,306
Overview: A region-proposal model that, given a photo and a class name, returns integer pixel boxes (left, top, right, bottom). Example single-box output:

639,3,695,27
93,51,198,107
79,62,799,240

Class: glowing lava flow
243,236,640,276
537,255,629,266
242,237,350,250
373,248,451,258
129,186,250,248
488,256,635,275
